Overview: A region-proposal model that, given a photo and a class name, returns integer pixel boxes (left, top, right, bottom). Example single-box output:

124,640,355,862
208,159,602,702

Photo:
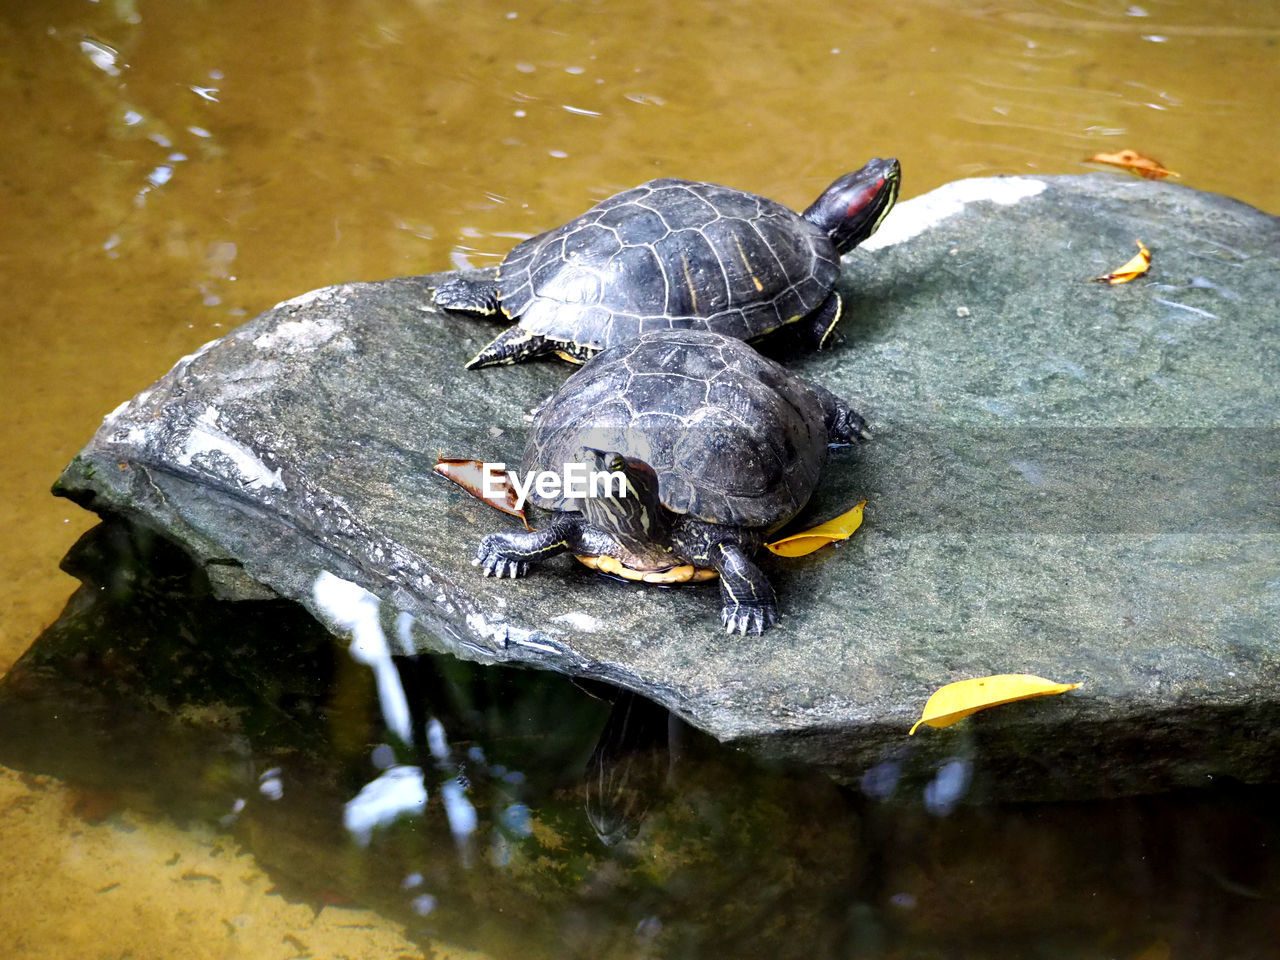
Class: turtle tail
466,326,559,369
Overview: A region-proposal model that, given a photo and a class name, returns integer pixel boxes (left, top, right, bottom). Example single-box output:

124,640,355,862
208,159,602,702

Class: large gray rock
55,174,1280,799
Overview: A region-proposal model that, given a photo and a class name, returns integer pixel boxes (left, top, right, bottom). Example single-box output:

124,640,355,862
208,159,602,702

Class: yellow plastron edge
574,554,719,583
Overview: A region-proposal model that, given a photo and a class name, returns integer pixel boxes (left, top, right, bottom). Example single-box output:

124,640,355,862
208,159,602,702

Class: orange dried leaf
1092,240,1151,285
765,500,866,557
434,457,528,524
909,674,1081,735
1086,149,1178,180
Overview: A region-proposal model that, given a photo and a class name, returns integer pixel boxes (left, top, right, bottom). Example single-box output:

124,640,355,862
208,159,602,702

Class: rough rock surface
55,174,1280,799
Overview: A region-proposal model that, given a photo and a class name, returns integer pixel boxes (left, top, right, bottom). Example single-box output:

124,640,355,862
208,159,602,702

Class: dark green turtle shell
497,178,840,351
522,329,830,529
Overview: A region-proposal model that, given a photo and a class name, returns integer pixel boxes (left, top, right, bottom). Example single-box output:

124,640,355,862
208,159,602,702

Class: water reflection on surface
2,519,1279,959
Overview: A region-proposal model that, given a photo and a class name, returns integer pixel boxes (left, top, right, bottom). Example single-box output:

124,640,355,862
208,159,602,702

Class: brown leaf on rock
1086,149,1178,180
434,456,528,525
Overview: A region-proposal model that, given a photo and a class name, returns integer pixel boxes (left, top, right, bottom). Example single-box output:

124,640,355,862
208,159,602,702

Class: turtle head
576,447,671,552
803,158,901,255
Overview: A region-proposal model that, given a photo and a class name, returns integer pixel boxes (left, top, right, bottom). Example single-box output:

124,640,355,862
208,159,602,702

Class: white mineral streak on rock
312,571,414,744
175,338,222,368
177,405,285,490
253,312,345,353
466,610,504,641
122,423,151,445
862,177,1048,251
550,611,603,633
273,284,340,311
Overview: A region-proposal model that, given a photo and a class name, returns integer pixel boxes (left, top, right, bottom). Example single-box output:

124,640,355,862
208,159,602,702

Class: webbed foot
472,516,585,578
711,541,779,635
809,382,872,445
433,277,501,315
720,600,779,636
829,405,873,444
474,535,532,579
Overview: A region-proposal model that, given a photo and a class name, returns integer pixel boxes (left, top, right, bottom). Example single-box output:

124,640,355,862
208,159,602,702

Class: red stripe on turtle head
846,179,886,218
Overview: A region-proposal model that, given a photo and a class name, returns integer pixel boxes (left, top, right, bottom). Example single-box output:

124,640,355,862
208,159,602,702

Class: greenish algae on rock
54,174,1280,800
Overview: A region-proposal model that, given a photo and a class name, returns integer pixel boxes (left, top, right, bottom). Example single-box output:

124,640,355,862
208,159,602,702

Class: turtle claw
720,602,778,636
487,557,528,579
475,538,530,579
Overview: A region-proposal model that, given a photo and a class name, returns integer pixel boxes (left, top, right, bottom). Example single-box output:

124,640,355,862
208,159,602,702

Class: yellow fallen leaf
1085,149,1178,180
909,673,1081,735
1092,240,1151,285
765,500,866,557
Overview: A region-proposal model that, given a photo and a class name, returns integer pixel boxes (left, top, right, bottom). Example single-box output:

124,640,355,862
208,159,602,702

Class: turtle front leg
433,277,502,315
475,514,613,578
710,542,778,635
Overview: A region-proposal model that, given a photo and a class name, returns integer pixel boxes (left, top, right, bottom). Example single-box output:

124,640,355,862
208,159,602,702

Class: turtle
435,157,901,368
472,329,870,634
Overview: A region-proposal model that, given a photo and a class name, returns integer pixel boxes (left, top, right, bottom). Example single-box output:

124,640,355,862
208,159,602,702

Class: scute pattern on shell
522,330,830,529
497,178,839,351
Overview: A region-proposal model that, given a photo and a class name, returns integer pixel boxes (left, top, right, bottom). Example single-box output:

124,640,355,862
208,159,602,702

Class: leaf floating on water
1092,240,1151,285
1086,149,1179,180
765,500,866,557
908,673,1081,735
434,456,528,524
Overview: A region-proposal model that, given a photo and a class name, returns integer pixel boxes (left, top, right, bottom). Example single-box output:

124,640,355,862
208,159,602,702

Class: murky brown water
2,0,1279,956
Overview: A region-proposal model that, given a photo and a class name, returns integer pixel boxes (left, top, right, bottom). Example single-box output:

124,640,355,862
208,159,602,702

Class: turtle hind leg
465,325,561,369
433,277,502,315
809,381,872,444
553,340,596,365
710,541,778,635
802,290,844,350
